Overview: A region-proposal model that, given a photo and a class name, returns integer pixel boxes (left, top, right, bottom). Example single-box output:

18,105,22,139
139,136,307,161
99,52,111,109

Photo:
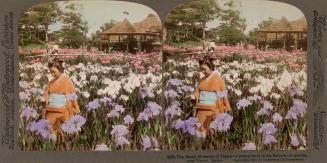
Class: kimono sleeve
42,85,50,119
220,79,232,112
192,84,200,103
66,77,81,114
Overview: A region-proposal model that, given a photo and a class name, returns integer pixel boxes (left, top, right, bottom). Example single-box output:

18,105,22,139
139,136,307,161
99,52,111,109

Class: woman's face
200,64,212,77
49,67,61,79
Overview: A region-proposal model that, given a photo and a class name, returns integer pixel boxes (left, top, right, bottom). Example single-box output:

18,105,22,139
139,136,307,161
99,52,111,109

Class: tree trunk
202,22,206,39
45,25,48,43
34,28,37,42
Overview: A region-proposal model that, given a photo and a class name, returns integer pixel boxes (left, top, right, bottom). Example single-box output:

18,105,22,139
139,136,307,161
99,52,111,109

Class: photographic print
18,0,163,151
2,0,327,162
163,0,307,150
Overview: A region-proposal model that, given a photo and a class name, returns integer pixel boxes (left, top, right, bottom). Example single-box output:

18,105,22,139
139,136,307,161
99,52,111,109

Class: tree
248,17,275,43
258,17,276,29
217,1,247,45
57,3,88,48
99,20,117,32
19,2,62,46
165,0,221,42
90,20,116,46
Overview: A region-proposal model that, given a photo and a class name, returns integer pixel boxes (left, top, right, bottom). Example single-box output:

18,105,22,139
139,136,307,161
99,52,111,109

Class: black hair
48,58,64,73
199,56,215,70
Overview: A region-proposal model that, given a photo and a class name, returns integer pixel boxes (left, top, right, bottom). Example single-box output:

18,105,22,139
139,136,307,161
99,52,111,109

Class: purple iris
247,95,262,101
258,123,277,136
142,136,152,150
165,104,182,119
272,113,283,123
26,119,52,139
110,125,129,138
143,101,162,117
123,115,134,125
20,106,38,121
236,98,252,110
216,90,228,98
290,134,300,147
141,136,159,150
173,117,201,136
210,113,233,132
107,110,120,118
66,93,78,100
256,101,273,116
256,108,270,116
61,115,86,134
111,125,130,147
263,134,277,145
174,119,186,130
115,136,129,147
86,100,101,111
285,99,307,120
19,91,30,101
100,96,112,104
287,85,304,97
114,105,125,113
164,90,179,99
180,85,194,93
167,79,183,87
258,122,278,146
137,112,149,122
140,87,155,99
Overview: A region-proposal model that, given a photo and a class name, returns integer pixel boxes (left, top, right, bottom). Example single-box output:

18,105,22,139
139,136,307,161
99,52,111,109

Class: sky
210,0,305,33
47,0,305,37
49,1,158,37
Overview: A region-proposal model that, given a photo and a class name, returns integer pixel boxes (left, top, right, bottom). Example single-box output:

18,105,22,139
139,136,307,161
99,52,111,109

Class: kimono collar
204,70,221,81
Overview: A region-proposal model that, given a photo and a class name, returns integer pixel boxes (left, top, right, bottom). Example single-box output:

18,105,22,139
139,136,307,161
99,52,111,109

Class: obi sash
48,93,67,108
199,91,217,105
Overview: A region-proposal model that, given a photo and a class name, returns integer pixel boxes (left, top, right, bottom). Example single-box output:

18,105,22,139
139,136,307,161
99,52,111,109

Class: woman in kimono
42,58,80,132
192,57,231,133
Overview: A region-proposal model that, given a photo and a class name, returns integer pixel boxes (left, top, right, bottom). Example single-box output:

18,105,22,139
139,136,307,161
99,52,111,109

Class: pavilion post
283,33,286,51
138,34,142,52
295,33,299,50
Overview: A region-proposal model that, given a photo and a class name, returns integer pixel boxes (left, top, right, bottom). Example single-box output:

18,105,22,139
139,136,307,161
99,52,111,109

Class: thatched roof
289,17,307,31
100,14,161,42
134,14,162,33
260,17,294,32
102,19,138,34
260,16,307,32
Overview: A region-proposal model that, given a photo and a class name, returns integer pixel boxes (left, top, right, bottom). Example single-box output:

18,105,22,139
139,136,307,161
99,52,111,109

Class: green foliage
247,17,275,43
57,3,88,48
19,2,62,46
216,1,247,45
218,24,246,45
19,2,89,48
91,20,117,45
165,0,220,43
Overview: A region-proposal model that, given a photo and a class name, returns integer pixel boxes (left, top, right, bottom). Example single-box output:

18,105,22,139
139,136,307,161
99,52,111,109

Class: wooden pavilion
100,14,162,53
257,17,307,51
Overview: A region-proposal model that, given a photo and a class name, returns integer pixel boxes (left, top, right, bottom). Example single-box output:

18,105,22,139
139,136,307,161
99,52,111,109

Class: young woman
192,57,231,133
42,58,80,132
